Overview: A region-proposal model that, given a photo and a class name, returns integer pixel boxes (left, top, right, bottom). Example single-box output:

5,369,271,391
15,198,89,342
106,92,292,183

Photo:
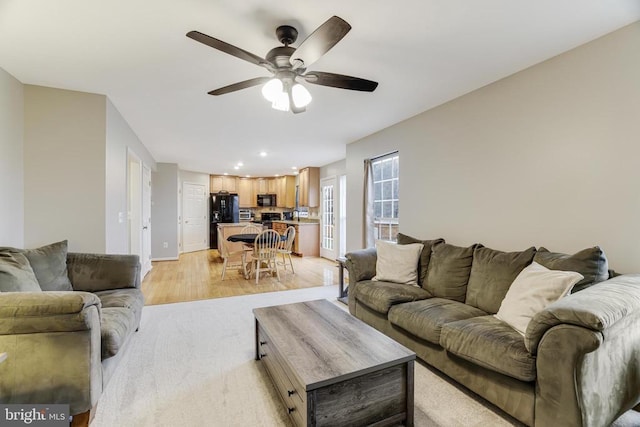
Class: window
370,152,399,242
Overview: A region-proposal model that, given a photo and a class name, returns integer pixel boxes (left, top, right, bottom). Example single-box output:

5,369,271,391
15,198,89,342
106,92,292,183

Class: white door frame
181,181,208,253
141,164,152,277
127,150,143,272
320,176,338,260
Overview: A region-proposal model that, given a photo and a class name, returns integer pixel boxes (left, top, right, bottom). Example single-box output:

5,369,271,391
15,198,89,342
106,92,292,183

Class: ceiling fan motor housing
265,46,296,69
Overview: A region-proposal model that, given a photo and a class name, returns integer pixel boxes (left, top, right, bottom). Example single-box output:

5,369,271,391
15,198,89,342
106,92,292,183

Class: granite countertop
217,223,249,227
273,220,319,226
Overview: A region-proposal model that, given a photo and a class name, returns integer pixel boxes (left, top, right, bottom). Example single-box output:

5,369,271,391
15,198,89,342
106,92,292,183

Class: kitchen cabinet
210,175,237,193
273,221,319,257
254,178,268,195
238,178,255,207
268,178,277,193
276,176,296,208
298,167,320,208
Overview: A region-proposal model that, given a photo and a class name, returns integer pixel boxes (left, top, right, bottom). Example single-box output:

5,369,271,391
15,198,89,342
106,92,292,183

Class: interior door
141,165,152,277
320,177,337,260
182,182,207,253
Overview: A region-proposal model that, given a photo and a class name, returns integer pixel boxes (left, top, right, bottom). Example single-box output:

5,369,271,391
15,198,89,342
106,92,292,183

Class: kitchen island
272,221,320,257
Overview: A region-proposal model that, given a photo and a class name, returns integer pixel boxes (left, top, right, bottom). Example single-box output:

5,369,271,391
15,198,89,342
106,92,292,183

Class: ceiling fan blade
208,77,272,96
187,31,272,69
290,16,351,69
303,72,378,92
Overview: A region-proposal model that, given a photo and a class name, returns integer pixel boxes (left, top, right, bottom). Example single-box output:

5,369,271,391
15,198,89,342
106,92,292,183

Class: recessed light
259,151,267,157
237,162,244,167
291,166,297,170
234,166,239,170
246,175,251,178
274,174,280,177
223,172,229,176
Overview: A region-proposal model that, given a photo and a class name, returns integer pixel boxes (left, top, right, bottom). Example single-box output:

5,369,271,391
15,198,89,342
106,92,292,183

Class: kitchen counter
272,221,320,257
217,222,255,227
272,220,319,226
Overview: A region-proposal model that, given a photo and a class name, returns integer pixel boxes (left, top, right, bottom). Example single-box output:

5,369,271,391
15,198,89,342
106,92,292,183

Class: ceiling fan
186,16,378,114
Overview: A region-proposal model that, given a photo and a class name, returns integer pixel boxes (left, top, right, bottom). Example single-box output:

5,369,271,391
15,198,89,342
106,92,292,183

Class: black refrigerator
210,192,239,249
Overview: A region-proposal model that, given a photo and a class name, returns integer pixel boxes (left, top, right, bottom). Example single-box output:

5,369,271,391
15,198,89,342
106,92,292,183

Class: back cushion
425,243,478,302
533,246,608,293
466,246,536,314
397,233,445,288
23,240,73,292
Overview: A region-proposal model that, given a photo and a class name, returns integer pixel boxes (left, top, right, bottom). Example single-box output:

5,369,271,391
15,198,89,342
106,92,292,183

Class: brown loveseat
345,234,640,426
0,241,143,421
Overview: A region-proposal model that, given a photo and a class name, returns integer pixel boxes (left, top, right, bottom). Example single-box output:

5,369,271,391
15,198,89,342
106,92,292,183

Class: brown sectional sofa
0,241,143,419
345,234,640,426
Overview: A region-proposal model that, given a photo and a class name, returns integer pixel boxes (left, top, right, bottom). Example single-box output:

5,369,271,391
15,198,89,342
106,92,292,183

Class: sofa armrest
67,252,141,292
0,291,101,335
345,248,377,282
525,274,640,354
0,291,103,414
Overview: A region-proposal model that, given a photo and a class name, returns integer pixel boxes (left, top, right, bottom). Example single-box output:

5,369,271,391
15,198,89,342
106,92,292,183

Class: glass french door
320,177,337,260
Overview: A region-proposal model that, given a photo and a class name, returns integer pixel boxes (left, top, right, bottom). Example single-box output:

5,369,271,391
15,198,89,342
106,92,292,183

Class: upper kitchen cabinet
210,175,237,193
238,178,255,207
254,178,268,195
298,167,320,208
276,176,296,208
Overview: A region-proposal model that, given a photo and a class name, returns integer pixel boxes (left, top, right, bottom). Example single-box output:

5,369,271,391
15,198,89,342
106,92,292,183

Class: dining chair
240,224,263,256
277,226,296,273
218,228,247,280
250,229,281,284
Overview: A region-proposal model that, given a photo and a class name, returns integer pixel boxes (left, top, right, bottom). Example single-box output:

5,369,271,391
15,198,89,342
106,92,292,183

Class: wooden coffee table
253,299,415,426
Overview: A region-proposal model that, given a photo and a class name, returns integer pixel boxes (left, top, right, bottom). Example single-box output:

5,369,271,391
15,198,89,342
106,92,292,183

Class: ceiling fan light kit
187,15,378,114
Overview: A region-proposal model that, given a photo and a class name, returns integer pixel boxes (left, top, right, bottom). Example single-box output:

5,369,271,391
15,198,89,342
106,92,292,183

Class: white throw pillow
495,261,583,335
373,240,424,286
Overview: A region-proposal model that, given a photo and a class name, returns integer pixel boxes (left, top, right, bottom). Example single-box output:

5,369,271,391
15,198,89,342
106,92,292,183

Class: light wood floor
141,249,341,305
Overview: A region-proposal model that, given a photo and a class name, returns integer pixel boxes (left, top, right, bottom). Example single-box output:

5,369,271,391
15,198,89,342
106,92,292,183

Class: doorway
128,151,153,279
320,176,337,260
182,182,208,253
141,165,152,277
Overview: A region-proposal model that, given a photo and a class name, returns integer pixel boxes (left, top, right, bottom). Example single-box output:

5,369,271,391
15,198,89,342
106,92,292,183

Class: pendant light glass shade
271,92,290,112
261,79,283,102
292,84,312,108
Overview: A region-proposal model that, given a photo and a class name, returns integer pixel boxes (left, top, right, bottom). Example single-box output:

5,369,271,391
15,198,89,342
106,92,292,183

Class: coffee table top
253,299,415,391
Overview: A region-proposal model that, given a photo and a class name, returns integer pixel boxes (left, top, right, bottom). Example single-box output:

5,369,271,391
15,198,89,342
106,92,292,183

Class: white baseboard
152,257,179,261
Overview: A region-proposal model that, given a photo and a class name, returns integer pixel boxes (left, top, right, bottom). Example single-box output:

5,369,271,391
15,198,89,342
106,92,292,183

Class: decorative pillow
495,261,583,335
534,246,608,293
397,233,445,288
426,243,479,302
23,240,73,291
373,240,424,286
465,246,537,314
0,251,42,292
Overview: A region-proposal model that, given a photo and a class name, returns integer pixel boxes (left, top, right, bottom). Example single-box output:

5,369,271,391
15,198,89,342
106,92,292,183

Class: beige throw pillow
495,261,583,335
373,240,424,286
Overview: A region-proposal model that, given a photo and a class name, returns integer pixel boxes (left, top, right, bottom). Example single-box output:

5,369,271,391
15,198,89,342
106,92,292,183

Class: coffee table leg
406,361,414,426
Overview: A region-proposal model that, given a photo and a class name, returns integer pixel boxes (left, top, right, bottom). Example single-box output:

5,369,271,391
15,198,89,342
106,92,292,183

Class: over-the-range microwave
257,194,277,207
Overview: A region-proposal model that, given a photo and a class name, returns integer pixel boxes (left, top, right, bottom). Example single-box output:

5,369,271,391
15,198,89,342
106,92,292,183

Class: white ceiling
1,1,639,177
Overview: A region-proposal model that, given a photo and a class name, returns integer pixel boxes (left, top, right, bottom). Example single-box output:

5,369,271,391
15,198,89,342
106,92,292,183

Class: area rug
90,285,637,426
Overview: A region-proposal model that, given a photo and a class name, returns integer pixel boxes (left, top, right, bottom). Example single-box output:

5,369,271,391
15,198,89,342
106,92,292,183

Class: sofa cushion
466,246,536,314
95,288,144,310
534,246,608,293
0,251,42,292
425,243,479,302
355,280,431,314
373,240,424,286
440,316,537,382
496,261,582,335
101,306,139,359
21,240,73,291
388,298,487,344
397,234,445,288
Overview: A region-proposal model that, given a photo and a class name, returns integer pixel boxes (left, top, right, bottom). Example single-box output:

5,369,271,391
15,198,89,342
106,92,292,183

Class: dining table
227,233,286,279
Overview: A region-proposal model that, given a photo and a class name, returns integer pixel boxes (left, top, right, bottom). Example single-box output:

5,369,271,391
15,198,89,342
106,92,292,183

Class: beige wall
24,85,106,252
347,22,640,272
105,99,156,253
0,68,24,247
